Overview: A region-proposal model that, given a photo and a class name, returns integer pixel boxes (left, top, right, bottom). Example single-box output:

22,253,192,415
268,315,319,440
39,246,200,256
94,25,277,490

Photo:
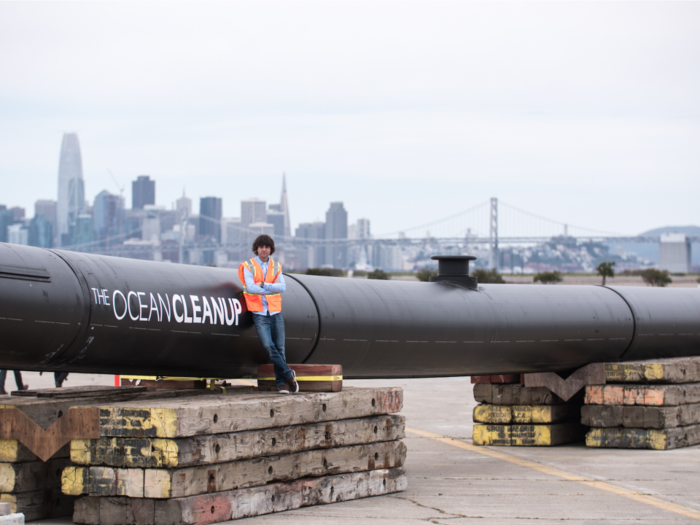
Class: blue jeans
253,313,292,387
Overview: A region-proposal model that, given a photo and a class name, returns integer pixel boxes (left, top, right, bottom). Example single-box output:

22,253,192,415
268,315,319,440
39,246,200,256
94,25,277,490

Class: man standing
238,235,299,394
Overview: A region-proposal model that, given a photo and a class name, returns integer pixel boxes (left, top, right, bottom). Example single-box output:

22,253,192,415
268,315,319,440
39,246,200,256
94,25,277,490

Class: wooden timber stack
62,385,407,525
0,387,151,521
584,357,700,450
471,375,586,446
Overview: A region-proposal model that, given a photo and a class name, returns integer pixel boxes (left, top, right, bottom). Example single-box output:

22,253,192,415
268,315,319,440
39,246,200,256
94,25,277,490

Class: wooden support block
73,468,407,525
64,440,406,498
0,502,10,516
473,423,585,446
0,407,99,462
585,424,700,450
474,404,580,424
584,384,700,407
605,357,700,384
0,489,76,521
470,375,521,384
0,458,72,493
96,386,402,438
473,383,565,405
0,441,69,463
582,402,700,429
523,363,605,402
71,414,405,468
257,364,343,392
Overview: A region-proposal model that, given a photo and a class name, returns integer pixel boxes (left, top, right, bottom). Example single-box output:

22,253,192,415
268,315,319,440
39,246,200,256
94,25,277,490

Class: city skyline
1,3,698,237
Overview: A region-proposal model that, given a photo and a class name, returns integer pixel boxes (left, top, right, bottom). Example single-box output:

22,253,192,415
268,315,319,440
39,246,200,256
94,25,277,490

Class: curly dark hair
252,234,275,255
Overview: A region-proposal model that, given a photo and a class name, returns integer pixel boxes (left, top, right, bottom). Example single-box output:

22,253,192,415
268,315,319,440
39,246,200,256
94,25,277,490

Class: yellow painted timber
61,466,88,496
474,423,583,446
473,405,512,424
99,407,179,438
151,438,180,468
0,440,21,463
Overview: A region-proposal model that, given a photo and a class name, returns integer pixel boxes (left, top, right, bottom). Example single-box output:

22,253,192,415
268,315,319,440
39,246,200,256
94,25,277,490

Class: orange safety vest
238,257,283,313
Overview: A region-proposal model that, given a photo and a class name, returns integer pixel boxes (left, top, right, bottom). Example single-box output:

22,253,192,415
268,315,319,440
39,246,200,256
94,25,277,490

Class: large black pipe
1,243,699,378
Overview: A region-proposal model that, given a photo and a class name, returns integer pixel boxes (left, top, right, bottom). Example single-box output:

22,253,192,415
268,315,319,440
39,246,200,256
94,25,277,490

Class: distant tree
596,261,616,286
534,271,563,284
697,276,700,284
472,268,505,284
640,268,672,287
305,268,344,277
416,268,438,282
367,269,390,280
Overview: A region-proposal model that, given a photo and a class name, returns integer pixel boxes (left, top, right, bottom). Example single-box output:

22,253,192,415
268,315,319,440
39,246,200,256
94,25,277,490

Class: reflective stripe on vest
238,257,283,313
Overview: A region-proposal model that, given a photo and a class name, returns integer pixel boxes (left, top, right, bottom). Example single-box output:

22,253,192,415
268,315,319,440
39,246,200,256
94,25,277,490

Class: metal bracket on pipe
523,363,606,402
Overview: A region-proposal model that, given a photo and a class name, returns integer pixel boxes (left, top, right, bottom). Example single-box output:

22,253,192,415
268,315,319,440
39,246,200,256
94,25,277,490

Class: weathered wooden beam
582,402,700,429
585,384,700,406
473,384,565,405
0,489,75,521
586,425,700,450
523,363,605,402
0,407,99,462
63,440,406,498
473,422,585,446
473,404,580,425
0,458,71,493
0,441,69,463
71,414,405,468
470,375,521,384
605,357,700,384
96,386,403,438
73,468,407,525
257,364,343,392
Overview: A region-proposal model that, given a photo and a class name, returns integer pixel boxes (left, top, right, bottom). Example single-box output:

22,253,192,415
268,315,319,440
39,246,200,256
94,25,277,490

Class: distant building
280,173,291,237
222,218,242,246
93,190,123,246
176,191,192,222
70,214,93,247
325,202,348,268
132,175,155,210
10,207,25,220
28,215,53,248
7,223,28,245
249,222,275,238
200,197,223,242
35,200,57,228
658,233,691,273
0,208,16,243
296,221,326,268
56,133,86,246
241,199,267,228
356,218,370,239
266,210,285,237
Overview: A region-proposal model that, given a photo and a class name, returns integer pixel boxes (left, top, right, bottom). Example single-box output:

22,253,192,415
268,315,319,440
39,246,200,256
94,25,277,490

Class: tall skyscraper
325,202,348,268
56,133,85,246
280,173,291,237
132,175,155,210
266,210,285,237
200,197,223,242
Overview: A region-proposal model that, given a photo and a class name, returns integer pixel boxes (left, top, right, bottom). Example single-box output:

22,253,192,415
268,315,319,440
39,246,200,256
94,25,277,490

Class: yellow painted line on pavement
406,426,700,521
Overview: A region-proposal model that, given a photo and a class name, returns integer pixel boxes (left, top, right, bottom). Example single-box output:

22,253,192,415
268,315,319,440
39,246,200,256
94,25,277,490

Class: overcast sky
1,1,698,238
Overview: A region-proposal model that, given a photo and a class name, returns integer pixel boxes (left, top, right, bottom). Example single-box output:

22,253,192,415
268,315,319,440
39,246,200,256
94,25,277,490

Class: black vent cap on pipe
429,255,478,290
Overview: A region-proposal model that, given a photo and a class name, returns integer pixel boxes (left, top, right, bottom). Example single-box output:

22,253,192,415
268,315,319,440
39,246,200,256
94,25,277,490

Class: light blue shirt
243,256,286,316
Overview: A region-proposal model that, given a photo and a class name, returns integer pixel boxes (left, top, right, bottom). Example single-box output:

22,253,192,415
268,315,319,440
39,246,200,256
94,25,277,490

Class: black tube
1,243,699,378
